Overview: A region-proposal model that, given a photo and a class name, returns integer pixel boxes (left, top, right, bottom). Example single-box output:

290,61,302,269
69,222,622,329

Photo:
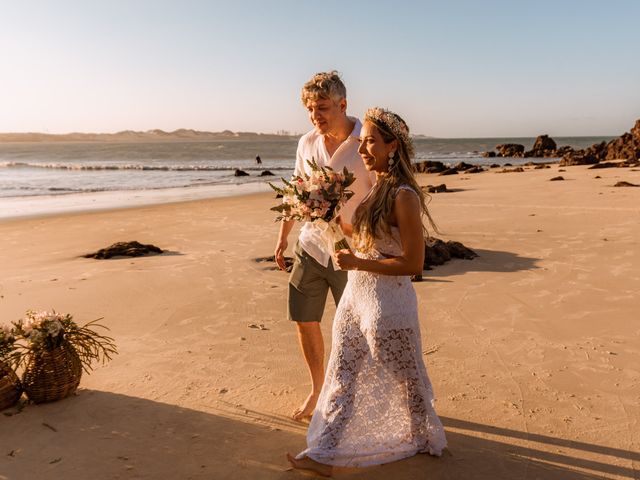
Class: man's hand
275,239,289,271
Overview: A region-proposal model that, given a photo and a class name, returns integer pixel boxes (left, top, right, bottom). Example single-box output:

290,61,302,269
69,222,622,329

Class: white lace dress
298,193,447,467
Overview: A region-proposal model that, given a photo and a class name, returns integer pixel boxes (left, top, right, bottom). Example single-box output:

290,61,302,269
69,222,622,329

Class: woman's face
358,121,397,173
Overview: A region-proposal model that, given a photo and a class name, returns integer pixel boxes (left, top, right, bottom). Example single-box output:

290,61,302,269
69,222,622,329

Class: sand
1,164,639,479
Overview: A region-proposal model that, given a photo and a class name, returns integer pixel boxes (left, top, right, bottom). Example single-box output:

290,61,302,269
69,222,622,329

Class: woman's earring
388,151,396,171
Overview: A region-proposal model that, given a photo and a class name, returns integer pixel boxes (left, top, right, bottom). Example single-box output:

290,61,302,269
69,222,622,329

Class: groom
274,71,374,421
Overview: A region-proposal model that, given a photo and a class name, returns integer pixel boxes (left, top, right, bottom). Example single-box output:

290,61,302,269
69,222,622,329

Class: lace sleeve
393,184,419,198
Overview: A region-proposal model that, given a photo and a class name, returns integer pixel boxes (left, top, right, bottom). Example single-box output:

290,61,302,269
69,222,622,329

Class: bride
287,107,447,476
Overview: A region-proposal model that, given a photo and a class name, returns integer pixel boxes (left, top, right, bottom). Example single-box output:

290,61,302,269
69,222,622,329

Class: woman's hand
334,249,360,270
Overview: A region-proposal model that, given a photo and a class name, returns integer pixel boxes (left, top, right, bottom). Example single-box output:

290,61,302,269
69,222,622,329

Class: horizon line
0,128,620,141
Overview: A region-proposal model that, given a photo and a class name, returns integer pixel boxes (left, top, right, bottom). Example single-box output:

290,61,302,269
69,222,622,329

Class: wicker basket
0,362,22,410
22,341,82,404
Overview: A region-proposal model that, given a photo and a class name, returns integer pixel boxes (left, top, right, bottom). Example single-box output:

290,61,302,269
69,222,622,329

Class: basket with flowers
5,310,117,404
0,325,21,410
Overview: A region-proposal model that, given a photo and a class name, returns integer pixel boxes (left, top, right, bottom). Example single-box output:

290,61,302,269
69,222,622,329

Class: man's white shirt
294,117,375,267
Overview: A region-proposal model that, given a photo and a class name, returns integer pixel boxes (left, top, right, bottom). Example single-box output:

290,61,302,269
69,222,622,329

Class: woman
287,108,447,476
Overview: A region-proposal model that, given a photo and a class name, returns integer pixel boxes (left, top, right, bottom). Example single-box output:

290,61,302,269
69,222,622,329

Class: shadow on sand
425,248,541,277
1,391,634,479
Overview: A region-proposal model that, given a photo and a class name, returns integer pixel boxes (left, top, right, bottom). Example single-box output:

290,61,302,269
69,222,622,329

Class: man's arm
275,219,295,270
274,136,306,270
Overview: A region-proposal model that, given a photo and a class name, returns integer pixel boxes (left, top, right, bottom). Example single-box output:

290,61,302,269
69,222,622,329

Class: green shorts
288,242,348,323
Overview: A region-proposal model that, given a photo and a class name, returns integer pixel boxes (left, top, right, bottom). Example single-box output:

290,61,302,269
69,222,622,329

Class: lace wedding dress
298,187,447,467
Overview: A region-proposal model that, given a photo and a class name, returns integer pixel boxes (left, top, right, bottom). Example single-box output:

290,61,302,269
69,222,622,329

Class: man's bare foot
286,453,332,477
292,392,319,421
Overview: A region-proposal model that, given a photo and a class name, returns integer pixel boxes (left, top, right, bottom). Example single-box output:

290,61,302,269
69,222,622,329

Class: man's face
305,97,346,135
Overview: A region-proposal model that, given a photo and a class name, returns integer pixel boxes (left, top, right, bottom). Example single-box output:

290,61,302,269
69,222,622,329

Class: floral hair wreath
364,107,412,150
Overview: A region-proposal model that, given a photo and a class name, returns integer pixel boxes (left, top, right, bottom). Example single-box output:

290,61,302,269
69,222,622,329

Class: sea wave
0,161,290,172
0,178,261,197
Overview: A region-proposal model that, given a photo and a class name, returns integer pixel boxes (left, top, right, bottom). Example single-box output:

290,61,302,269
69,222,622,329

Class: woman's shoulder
393,184,419,198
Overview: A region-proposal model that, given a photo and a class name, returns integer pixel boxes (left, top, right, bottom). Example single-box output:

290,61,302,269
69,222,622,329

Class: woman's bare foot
292,392,318,421
286,453,332,477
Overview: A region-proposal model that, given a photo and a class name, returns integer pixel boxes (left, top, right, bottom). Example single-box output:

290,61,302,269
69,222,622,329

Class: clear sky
2,0,639,137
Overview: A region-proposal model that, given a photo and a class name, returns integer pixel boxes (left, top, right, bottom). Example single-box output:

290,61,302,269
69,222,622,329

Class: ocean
0,136,612,219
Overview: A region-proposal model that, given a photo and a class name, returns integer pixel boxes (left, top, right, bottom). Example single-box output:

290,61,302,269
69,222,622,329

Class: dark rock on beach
533,134,557,151
259,170,275,176
414,160,447,174
550,176,564,181
453,161,475,171
495,144,525,158
560,143,604,166
424,238,478,270
84,241,164,259
422,184,448,193
613,181,639,187
555,145,575,157
484,136,575,160
234,169,250,176
413,160,485,174
524,135,558,158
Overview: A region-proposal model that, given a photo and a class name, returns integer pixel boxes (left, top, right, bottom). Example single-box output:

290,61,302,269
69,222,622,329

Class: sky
1,0,639,138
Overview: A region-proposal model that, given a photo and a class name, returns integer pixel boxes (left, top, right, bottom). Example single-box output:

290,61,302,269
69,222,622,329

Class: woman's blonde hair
301,70,346,106
352,108,437,253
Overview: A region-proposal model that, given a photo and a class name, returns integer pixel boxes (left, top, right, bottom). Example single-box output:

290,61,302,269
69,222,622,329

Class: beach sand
1,164,639,479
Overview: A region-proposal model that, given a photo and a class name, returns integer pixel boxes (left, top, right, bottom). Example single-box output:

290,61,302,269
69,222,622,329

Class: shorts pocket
289,258,306,290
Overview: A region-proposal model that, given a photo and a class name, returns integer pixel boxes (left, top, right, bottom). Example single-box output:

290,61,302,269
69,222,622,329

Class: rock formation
560,119,640,166
495,144,525,158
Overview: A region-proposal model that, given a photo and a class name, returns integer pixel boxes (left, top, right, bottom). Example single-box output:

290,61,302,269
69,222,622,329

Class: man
274,71,374,421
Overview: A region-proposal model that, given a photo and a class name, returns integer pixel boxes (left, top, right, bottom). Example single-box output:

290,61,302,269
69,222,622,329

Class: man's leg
293,321,324,421
288,243,330,420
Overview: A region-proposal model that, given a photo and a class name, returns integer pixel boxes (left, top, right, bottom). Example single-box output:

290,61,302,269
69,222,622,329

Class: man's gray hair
301,70,347,105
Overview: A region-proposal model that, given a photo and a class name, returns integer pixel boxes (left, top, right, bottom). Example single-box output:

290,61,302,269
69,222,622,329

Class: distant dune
0,129,300,143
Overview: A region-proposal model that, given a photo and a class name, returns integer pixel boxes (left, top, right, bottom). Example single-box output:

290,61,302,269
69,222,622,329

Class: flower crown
364,107,411,147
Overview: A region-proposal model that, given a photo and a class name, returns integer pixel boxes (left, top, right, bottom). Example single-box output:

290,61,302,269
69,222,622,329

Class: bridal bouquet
269,158,355,253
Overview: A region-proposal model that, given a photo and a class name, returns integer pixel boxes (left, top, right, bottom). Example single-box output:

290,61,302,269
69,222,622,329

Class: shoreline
0,159,567,222
0,181,274,222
